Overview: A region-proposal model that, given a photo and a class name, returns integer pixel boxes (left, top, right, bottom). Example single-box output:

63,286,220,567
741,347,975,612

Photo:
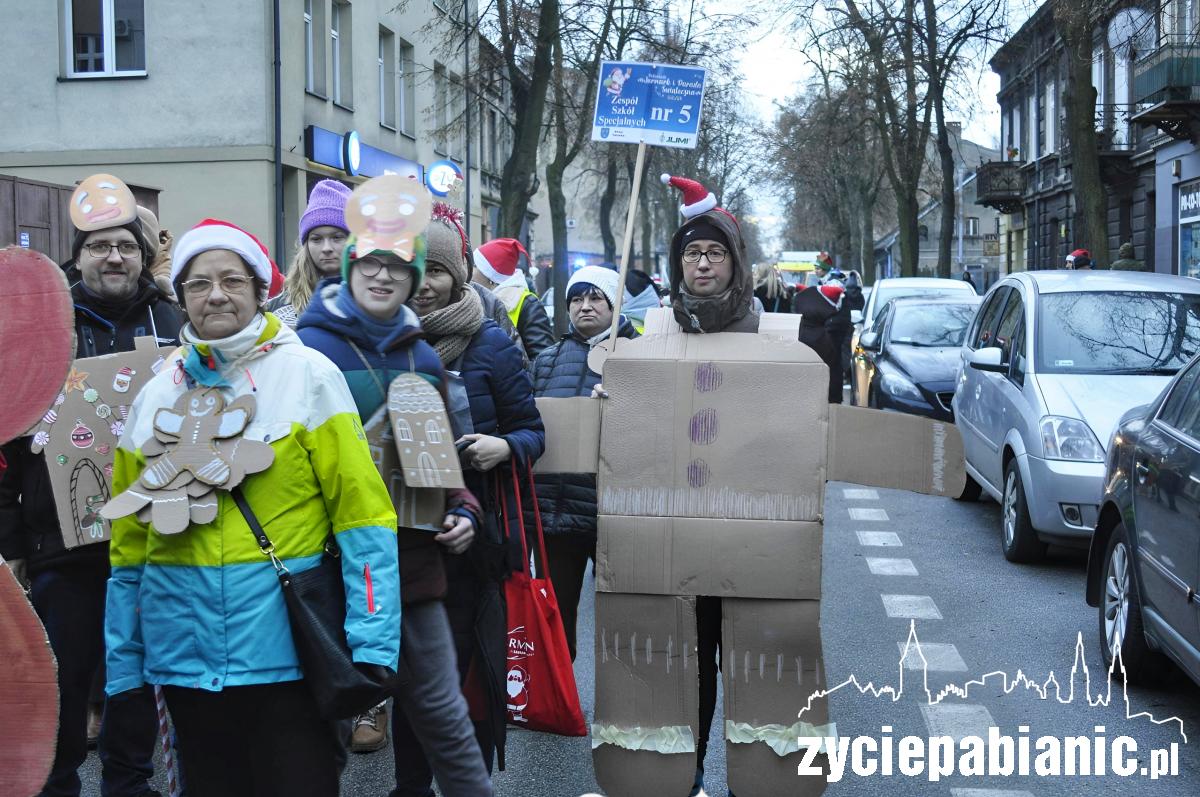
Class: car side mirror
859,331,881,352
969,346,1007,372
851,310,863,325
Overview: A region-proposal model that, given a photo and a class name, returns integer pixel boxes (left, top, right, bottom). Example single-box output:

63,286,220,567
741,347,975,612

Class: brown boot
349,702,388,753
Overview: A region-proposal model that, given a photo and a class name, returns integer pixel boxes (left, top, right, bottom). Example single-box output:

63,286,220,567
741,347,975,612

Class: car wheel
1001,459,1046,563
955,474,982,502
1099,522,1169,683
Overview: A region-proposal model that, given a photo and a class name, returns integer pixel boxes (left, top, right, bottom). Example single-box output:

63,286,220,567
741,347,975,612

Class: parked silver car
952,271,1200,562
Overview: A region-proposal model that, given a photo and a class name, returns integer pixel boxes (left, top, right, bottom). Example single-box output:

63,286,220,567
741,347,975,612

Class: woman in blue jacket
403,208,544,788
297,225,494,797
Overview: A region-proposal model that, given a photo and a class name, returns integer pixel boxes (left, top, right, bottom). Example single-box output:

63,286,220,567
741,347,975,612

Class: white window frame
1044,79,1056,155
398,40,415,135
331,3,342,105
1028,89,1038,159
305,0,314,92
378,28,396,129
63,0,147,78
434,63,448,154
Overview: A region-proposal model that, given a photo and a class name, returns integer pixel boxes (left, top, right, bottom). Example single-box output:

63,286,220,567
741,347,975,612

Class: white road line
866,557,918,576
920,704,997,741
950,790,1035,797
856,531,902,547
896,641,969,672
881,594,942,619
848,507,889,521
842,488,879,500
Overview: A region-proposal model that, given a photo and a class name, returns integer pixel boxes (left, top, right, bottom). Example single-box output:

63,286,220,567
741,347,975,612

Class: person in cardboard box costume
104,218,401,796
296,199,495,797
0,173,180,797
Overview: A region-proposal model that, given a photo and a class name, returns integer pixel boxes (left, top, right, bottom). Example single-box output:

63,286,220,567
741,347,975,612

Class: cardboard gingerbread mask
344,174,432,260
69,173,138,232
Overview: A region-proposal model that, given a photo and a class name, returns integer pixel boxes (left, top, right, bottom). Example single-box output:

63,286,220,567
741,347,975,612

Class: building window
378,27,395,129
448,73,465,162
64,0,146,78
398,40,415,135
1028,89,1038,159
966,217,980,237
304,0,326,96
331,1,353,108
488,108,499,172
1044,80,1056,154
434,63,448,154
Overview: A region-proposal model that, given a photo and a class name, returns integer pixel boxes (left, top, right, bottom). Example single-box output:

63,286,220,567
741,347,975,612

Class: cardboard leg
592,592,698,797
0,561,58,797
723,598,831,797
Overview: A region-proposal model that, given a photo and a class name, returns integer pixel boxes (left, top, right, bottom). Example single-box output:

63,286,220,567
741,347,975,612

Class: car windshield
872,284,970,318
1037,291,1200,374
888,303,977,347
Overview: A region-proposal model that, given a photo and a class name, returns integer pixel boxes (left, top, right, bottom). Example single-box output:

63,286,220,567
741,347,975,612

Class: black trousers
30,563,158,797
164,681,340,797
539,534,595,661
696,596,722,768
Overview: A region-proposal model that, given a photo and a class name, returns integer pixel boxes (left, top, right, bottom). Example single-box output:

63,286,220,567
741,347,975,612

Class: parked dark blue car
1085,354,1200,685
854,297,980,421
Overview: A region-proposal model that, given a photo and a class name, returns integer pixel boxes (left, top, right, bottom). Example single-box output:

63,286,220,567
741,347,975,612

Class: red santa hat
1065,248,1091,266
473,238,528,284
661,174,718,219
171,219,284,299
818,283,844,307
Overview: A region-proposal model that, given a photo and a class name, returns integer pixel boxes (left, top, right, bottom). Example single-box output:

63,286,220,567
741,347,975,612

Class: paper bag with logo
500,460,586,736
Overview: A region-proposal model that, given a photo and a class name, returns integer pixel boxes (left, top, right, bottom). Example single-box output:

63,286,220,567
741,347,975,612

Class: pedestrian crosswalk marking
897,641,968,672
848,507,889,521
920,703,996,741
867,557,918,576
881,594,942,619
950,789,1035,797
842,488,879,500
857,531,902,547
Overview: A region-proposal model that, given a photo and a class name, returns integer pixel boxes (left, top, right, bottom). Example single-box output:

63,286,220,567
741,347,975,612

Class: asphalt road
79,480,1200,796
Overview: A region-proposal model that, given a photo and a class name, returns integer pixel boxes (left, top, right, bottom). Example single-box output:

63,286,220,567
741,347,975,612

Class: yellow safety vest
507,289,535,328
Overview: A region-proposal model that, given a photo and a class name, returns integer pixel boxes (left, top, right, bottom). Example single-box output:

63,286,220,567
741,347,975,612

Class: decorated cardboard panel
598,332,828,521
29,337,175,548
722,598,831,797
0,246,75,444
364,404,445,530
592,592,699,797
532,397,601,474
596,516,821,600
0,559,57,797
828,404,966,498
386,373,465,489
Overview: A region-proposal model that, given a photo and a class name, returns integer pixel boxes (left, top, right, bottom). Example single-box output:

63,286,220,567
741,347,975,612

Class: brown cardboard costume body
536,179,967,796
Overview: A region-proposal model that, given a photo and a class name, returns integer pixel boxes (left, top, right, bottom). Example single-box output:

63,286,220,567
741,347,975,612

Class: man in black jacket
820,267,864,396
0,210,181,797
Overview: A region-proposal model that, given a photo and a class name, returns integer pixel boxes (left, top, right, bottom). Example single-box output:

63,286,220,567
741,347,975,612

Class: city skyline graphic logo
797,620,1188,743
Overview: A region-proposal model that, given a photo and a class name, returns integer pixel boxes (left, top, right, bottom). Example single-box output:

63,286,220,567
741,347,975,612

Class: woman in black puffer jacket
529,266,637,660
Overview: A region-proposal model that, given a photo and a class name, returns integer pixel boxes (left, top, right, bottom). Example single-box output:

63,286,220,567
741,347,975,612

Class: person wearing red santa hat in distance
1064,248,1094,270
793,282,848,403
470,238,556,359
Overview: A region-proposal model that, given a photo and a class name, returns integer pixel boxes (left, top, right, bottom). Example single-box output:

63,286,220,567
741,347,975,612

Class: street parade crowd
0,171,856,797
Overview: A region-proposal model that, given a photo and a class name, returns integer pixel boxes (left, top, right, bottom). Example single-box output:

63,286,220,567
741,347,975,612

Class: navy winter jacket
528,319,638,537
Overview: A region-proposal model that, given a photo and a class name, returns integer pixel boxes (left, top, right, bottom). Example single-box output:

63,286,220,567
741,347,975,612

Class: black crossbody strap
230,486,286,574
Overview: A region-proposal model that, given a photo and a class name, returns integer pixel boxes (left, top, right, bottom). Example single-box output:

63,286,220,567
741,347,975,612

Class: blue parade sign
591,61,707,149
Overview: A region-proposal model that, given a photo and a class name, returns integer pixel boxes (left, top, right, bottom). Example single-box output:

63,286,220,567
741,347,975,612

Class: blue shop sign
305,126,422,180
591,61,707,149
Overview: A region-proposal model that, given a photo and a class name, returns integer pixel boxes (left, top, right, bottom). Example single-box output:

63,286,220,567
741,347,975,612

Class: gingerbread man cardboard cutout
536,307,966,797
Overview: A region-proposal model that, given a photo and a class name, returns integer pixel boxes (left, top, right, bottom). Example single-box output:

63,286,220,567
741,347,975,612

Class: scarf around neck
332,282,421,353
672,285,753,333
179,312,281,387
416,286,485,366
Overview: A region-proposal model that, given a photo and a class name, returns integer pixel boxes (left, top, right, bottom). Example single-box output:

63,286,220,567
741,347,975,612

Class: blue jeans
30,563,159,797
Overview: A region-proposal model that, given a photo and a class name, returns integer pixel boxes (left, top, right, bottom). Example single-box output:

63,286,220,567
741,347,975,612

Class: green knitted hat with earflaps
340,234,427,286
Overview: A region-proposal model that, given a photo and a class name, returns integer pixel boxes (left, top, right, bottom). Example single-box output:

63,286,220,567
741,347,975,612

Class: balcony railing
1135,40,1200,105
975,161,1026,214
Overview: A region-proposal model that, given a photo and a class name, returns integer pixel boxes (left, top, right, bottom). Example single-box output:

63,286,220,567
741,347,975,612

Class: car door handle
1135,461,1151,483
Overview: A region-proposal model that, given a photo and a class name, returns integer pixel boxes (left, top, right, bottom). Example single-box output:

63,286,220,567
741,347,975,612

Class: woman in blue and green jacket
105,219,400,797
296,229,495,797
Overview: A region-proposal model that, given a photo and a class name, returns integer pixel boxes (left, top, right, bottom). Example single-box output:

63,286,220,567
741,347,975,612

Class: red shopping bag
498,459,587,736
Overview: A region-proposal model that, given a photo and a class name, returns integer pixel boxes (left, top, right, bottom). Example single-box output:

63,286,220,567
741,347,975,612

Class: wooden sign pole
606,140,648,346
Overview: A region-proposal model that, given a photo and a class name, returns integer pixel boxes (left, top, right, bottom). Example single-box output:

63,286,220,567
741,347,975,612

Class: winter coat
105,316,400,696
437,317,544,770
513,292,556,360
794,287,843,403
296,282,481,605
824,275,864,337
0,278,182,576
1110,257,1148,272
529,319,639,538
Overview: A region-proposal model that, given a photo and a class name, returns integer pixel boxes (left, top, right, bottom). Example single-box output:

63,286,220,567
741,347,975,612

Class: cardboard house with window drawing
536,309,965,797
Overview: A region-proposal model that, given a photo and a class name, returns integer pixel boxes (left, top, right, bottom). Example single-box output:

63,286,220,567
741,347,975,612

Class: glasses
180,275,256,296
85,241,141,259
682,248,728,264
356,257,413,282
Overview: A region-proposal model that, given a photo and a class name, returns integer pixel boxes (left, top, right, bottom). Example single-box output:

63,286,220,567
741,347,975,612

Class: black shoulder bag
231,487,395,719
